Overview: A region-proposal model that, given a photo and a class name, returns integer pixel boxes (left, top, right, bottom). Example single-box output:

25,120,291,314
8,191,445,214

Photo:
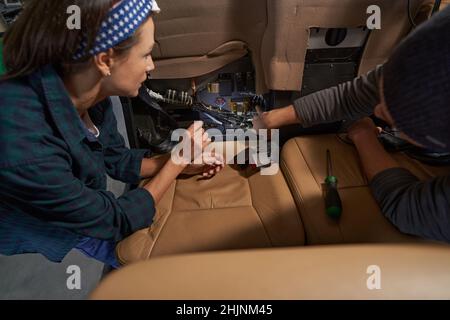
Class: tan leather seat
150,0,268,92
281,134,450,245
117,134,450,264
93,244,450,299
116,161,305,265
150,0,436,93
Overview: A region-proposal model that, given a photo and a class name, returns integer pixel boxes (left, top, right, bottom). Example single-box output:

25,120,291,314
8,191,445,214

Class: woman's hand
182,152,225,178
186,120,210,156
347,117,381,143
145,121,211,202
172,121,210,165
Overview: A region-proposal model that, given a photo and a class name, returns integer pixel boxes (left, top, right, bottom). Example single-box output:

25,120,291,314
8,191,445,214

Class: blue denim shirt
0,64,155,262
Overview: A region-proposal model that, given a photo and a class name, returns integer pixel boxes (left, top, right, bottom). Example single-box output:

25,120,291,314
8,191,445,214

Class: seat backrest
92,243,450,299
261,0,436,91
150,0,268,92
150,0,436,93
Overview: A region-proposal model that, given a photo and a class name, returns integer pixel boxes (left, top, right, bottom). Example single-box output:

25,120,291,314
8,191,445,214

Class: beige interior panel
359,0,435,75
151,0,268,92
151,41,248,79
261,0,434,91
150,0,435,92
93,244,450,300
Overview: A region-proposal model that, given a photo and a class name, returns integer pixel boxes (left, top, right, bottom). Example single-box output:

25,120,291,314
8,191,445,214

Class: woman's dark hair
2,0,149,79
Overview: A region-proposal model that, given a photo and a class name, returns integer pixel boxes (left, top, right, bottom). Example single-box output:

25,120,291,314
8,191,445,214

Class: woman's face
103,17,156,97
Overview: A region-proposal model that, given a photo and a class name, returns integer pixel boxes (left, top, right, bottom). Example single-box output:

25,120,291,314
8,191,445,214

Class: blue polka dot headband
73,0,160,60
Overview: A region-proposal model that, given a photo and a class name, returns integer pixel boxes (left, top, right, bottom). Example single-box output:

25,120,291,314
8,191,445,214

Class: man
253,6,450,243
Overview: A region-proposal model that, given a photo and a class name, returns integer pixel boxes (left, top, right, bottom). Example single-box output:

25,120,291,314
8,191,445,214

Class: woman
0,0,223,267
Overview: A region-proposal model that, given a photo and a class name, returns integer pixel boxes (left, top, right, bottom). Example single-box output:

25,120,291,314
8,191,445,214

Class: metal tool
324,149,342,218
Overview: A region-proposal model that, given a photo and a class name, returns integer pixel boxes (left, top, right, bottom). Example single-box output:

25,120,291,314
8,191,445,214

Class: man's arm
348,118,450,243
253,105,301,129
254,66,382,129
348,118,399,180
370,168,450,243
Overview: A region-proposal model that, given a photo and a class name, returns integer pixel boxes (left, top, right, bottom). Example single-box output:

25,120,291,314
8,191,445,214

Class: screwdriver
324,149,342,219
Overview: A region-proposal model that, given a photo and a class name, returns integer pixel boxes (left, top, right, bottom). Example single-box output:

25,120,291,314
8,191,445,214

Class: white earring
106,71,111,77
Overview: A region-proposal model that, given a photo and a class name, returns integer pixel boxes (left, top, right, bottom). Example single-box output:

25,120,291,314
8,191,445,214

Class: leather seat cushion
281,134,450,245
117,164,305,265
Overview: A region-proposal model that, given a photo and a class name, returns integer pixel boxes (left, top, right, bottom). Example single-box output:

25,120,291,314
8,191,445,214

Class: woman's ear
93,49,114,77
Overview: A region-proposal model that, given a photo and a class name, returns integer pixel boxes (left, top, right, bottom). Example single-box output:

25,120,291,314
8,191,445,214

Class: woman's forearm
140,154,171,178
143,158,186,203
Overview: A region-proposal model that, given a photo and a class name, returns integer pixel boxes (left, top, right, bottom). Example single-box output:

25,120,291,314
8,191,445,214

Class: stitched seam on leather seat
247,177,273,246
294,138,321,187
279,160,306,243
296,137,346,242
281,139,325,243
280,158,314,244
172,205,256,213
146,179,178,259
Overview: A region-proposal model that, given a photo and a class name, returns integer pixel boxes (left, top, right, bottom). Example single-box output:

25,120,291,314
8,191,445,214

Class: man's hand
347,117,398,180
252,105,300,130
347,117,381,142
252,106,271,130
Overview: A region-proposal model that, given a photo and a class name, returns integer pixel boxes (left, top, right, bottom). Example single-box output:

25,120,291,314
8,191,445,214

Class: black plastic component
218,74,234,96
325,28,348,47
234,72,246,92
301,61,357,97
299,40,367,97
245,72,256,92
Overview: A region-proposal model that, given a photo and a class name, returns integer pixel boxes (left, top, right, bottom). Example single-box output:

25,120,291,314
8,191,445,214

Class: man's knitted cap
383,6,450,151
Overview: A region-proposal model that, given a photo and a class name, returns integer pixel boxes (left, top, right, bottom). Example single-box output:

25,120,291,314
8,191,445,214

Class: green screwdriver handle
325,175,342,218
